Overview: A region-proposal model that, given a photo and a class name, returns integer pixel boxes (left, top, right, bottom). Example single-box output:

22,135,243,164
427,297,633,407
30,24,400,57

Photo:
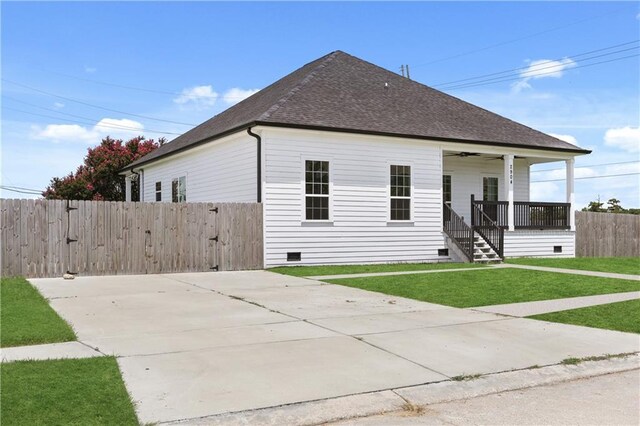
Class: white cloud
32,118,145,143
604,126,640,153
84,66,97,73
174,85,218,109
512,58,576,92
548,133,578,145
530,181,560,202
223,88,260,105
53,102,65,109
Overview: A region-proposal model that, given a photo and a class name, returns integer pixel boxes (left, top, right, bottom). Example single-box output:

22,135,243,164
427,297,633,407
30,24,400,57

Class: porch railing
471,202,504,258
472,196,570,230
443,203,474,261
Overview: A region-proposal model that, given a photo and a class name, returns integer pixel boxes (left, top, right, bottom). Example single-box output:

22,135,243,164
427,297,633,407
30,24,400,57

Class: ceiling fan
485,155,527,161
444,152,481,158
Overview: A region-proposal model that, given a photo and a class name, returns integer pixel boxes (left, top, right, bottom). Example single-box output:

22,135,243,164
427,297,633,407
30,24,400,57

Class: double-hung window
305,160,329,220
172,176,186,203
155,182,162,202
390,165,411,221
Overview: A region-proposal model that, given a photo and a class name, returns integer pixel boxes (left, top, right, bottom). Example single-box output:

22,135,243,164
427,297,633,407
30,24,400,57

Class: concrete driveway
31,271,639,424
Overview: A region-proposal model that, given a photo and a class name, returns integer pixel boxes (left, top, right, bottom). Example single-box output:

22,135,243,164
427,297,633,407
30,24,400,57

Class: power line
0,186,42,195
40,69,184,96
4,95,183,135
532,160,640,173
433,41,638,88
4,106,182,136
2,78,197,126
411,6,628,69
532,172,640,183
442,53,639,91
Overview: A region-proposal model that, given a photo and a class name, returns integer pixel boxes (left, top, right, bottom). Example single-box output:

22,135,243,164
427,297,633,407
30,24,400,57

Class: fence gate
1,199,263,278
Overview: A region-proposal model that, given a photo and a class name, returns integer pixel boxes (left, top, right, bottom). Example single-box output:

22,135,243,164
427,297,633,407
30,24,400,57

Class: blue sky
2,1,639,207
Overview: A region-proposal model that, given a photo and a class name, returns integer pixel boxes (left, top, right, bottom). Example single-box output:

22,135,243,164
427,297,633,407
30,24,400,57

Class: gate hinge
66,237,78,244
65,270,78,275
209,236,218,242
210,265,219,271
66,206,78,212
209,207,219,213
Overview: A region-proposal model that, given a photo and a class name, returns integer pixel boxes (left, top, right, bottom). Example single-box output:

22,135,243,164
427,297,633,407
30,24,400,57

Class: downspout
247,127,262,203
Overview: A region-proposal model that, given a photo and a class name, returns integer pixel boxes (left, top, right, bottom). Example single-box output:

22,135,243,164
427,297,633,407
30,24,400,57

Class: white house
122,51,589,267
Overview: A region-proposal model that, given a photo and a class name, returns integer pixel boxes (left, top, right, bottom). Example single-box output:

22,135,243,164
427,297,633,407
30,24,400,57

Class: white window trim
172,174,188,203
155,181,162,202
387,161,415,223
300,156,334,223
480,174,500,202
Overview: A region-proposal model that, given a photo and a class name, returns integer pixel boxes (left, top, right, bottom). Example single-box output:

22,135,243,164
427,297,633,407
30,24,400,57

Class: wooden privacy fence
575,211,639,257
1,199,263,278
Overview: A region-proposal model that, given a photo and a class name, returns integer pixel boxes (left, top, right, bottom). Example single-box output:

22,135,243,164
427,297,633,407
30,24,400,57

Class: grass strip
1,356,138,425
530,299,640,334
269,262,482,277
506,257,640,275
1,277,76,348
327,269,640,308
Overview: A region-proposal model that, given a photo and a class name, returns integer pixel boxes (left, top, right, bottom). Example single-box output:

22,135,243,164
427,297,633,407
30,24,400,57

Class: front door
482,176,498,221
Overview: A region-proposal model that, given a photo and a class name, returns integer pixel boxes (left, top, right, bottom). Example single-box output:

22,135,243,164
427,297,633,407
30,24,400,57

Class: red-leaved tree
43,136,164,201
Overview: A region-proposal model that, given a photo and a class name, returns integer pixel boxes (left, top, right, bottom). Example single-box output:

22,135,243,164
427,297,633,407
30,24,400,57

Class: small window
438,248,449,256
390,165,411,221
155,182,162,202
554,245,563,253
443,175,452,204
305,160,329,220
172,176,186,203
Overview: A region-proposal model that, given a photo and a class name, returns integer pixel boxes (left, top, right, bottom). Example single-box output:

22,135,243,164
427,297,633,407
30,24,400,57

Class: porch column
504,154,515,231
566,157,575,231
125,175,132,202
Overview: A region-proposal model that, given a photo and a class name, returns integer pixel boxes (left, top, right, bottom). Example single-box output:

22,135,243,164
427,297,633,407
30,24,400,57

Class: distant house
122,50,589,266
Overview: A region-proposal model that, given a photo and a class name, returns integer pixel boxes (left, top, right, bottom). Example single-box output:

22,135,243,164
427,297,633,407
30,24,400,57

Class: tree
43,136,164,201
581,197,640,215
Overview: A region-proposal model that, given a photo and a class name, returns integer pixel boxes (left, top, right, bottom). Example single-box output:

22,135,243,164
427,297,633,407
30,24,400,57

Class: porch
442,149,577,262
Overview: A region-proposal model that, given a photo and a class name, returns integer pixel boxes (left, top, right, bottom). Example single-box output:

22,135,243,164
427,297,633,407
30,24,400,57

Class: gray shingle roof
127,50,588,169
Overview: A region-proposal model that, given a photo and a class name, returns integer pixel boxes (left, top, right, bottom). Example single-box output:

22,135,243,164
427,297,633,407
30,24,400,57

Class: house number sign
509,164,513,184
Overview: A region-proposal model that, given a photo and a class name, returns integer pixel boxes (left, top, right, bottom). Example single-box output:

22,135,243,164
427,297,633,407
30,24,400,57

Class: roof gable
127,50,587,169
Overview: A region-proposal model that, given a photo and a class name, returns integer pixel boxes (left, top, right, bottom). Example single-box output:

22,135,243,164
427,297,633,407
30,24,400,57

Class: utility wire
443,53,639,91
411,6,628,68
532,172,640,183
532,160,640,173
2,78,197,126
4,106,181,136
0,186,42,195
433,41,638,88
35,69,261,99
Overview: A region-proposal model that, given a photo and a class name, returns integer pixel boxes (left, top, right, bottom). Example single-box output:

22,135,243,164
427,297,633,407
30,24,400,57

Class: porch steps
473,235,501,264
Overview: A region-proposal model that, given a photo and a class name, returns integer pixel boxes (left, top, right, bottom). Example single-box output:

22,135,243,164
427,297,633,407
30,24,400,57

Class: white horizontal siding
504,230,575,258
141,133,257,203
263,130,447,267
443,156,529,224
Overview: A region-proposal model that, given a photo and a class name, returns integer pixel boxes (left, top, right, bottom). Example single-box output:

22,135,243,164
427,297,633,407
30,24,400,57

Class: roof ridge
259,51,340,121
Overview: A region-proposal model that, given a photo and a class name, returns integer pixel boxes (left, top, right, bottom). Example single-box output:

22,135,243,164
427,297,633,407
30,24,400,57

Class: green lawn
327,269,640,308
1,277,76,347
1,357,139,425
529,299,640,334
269,262,482,277
506,257,640,275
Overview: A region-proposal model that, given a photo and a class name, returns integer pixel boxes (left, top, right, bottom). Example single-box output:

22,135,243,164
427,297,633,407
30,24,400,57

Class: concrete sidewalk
0,341,103,363
474,291,640,317
496,263,640,281
29,271,640,424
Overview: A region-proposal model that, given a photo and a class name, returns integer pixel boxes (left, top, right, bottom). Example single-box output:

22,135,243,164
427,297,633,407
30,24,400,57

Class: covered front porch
442,148,577,261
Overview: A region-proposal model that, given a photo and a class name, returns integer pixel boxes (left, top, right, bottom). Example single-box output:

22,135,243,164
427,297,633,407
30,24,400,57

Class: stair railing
443,203,474,261
471,202,504,259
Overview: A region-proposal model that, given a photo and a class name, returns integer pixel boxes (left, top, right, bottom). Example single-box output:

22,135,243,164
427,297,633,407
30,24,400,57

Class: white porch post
125,175,132,202
504,154,515,231
566,157,575,231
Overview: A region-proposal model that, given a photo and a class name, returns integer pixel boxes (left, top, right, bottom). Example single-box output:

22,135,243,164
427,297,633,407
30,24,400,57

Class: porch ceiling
442,151,568,165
